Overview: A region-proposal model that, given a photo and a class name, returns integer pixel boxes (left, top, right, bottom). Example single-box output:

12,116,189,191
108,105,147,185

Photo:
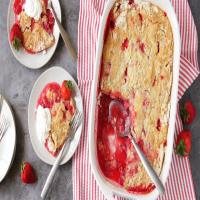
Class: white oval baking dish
89,0,181,199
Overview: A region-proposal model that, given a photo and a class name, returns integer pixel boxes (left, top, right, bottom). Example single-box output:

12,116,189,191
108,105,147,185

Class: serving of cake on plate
10,0,55,53
36,80,76,156
96,0,173,194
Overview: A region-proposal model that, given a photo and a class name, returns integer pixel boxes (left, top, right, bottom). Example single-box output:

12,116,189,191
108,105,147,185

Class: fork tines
0,114,9,142
0,95,3,117
70,110,82,133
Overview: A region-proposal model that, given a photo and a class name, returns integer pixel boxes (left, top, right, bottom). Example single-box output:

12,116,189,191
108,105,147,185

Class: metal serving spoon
109,100,165,194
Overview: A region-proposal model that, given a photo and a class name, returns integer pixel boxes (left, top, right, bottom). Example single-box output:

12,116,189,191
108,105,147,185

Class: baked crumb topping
50,102,72,150
18,0,55,53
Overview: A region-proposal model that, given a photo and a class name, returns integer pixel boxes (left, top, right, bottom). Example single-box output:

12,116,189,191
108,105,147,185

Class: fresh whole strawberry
10,23,23,50
180,100,196,125
176,130,191,156
61,80,73,100
21,162,37,184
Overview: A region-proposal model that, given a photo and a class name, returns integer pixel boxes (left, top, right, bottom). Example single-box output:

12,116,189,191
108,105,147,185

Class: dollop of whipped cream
36,105,51,143
24,0,42,21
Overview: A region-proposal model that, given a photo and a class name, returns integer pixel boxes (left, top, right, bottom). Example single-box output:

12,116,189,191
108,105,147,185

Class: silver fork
41,109,82,199
0,96,9,142
0,95,3,117
0,115,9,142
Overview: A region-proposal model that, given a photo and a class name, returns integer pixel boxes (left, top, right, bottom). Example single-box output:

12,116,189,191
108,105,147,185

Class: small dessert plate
7,0,61,69
0,95,16,183
28,66,83,165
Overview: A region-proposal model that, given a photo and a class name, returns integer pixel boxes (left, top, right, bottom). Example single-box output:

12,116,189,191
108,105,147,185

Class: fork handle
128,134,165,194
41,161,59,199
51,6,77,61
41,143,66,199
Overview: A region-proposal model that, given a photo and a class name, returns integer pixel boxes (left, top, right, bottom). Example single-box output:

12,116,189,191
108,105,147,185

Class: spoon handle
128,134,165,194
51,4,77,61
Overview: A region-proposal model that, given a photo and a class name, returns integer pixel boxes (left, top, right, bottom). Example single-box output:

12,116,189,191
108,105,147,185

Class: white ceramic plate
0,96,16,183
89,0,181,200
7,0,61,69
28,66,83,165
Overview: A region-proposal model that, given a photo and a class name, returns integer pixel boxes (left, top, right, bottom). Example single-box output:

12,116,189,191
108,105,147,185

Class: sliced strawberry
180,100,196,125
176,130,191,156
13,0,24,15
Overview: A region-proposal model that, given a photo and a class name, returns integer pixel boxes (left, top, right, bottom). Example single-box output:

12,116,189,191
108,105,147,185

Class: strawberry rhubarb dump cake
96,0,173,193
10,0,55,53
36,81,76,156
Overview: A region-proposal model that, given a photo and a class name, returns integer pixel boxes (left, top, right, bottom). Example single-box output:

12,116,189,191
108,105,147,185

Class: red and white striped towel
73,0,199,199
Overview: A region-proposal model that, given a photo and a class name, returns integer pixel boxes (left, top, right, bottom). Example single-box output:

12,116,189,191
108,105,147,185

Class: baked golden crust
100,0,173,189
45,89,76,153
23,20,55,53
50,102,72,149
18,5,55,53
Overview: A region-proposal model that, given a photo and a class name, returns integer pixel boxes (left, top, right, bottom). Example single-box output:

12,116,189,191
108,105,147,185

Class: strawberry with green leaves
180,100,196,125
10,23,23,50
21,162,37,184
176,130,191,156
61,80,73,100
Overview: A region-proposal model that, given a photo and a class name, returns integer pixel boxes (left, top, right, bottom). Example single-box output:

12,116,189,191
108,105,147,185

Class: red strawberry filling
138,13,143,23
36,82,61,109
156,118,161,131
42,9,55,34
96,93,154,193
121,38,129,51
13,0,25,15
128,0,135,5
104,13,115,42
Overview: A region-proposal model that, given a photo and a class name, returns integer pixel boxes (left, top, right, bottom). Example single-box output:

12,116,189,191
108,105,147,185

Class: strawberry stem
20,162,25,174
12,37,22,50
180,106,189,123
66,80,73,89
176,140,186,156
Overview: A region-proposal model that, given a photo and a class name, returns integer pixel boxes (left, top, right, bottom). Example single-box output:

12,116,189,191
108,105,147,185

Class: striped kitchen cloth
73,0,199,199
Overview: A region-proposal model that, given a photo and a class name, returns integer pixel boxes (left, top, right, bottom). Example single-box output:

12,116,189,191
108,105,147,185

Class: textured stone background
0,0,200,199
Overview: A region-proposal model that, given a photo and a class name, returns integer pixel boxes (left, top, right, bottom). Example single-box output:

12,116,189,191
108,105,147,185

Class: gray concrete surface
0,0,200,199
